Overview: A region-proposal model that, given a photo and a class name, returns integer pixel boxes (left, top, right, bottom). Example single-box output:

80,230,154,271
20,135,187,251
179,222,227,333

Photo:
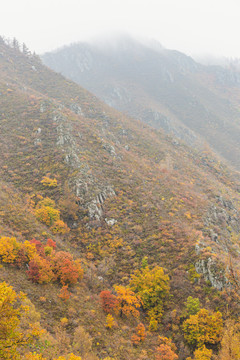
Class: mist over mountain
42,36,240,170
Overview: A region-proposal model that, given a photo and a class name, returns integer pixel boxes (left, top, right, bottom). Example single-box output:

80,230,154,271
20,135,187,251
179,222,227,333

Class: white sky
1,0,240,58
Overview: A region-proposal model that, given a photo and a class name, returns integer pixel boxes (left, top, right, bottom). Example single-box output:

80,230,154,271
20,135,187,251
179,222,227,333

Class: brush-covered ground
1,38,240,360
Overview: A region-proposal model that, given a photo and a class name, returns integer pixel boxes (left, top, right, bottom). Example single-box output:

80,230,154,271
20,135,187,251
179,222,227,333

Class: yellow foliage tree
0,282,43,360
183,308,223,347
35,206,60,226
130,266,169,324
41,176,58,187
193,345,212,360
35,197,69,233
53,355,82,360
105,314,116,329
0,237,20,263
218,319,240,360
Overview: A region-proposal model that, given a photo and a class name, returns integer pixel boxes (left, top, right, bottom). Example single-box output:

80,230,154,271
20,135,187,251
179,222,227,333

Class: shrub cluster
0,237,83,286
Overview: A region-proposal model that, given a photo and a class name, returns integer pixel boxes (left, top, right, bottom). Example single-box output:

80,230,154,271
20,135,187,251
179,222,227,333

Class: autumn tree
35,205,60,226
185,296,200,316
130,265,169,324
0,236,20,263
41,176,58,188
27,254,54,284
25,354,47,360
193,345,212,360
58,285,71,302
54,355,82,360
114,285,141,318
105,314,116,329
35,197,69,233
99,290,118,313
51,252,83,285
183,308,223,348
0,282,42,359
131,323,146,345
50,219,70,234
155,337,178,360
218,319,240,360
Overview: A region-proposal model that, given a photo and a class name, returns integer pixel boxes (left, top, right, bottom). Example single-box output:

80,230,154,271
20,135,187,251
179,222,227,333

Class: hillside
1,38,240,359
42,36,240,171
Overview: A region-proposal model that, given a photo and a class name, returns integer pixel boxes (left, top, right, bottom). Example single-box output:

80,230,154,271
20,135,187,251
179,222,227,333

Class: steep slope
42,36,240,170
1,38,240,359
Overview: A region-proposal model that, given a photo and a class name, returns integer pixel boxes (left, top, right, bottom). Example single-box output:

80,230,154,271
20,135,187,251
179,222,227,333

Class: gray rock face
54,110,116,220
195,257,227,291
102,143,117,157
40,103,46,113
70,103,83,116
105,218,117,226
205,196,240,241
104,86,132,108
141,109,199,147
87,186,116,221
34,127,42,146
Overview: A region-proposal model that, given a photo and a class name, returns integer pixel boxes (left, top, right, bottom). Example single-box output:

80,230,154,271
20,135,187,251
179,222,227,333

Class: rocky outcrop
195,257,227,291
87,186,116,221
205,195,240,243
141,109,199,148
54,110,115,220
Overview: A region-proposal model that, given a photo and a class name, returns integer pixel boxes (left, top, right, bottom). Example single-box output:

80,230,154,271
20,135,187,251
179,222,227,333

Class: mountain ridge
42,36,240,170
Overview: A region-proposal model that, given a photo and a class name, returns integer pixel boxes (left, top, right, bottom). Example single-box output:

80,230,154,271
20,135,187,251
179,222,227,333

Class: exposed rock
34,127,42,146
195,257,227,290
209,229,219,243
105,218,117,226
104,86,131,107
102,143,117,157
205,196,240,234
70,103,83,115
87,186,116,221
53,109,116,220
34,138,41,146
141,109,199,148
40,102,47,113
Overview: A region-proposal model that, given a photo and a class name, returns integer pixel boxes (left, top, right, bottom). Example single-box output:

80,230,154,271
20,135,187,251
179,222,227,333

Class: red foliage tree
99,290,118,313
27,258,40,283
51,251,83,285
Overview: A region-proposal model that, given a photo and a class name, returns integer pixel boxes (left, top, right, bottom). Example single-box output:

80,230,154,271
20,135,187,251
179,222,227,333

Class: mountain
42,36,240,170
1,37,240,359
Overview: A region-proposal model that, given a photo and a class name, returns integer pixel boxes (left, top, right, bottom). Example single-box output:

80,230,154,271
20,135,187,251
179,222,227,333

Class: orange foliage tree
131,323,146,345
155,337,178,360
114,285,141,318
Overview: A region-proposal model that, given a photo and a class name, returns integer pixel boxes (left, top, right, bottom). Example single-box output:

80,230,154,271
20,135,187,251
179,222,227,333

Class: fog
1,0,240,59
